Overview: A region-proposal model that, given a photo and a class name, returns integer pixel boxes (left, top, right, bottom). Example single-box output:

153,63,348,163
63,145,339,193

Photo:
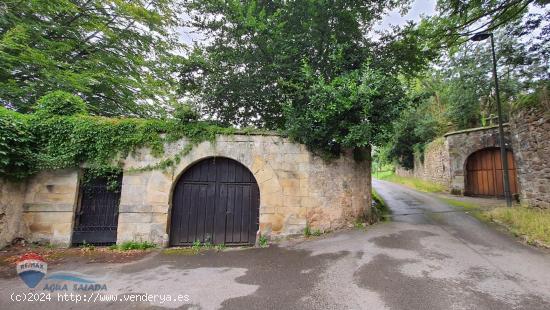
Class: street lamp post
471,32,513,208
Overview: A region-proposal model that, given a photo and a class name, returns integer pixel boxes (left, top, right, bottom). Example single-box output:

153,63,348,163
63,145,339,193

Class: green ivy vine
0,101,238,182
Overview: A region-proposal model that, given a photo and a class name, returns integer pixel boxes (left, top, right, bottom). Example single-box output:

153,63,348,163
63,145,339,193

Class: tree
435,25,547,129
425,0,549,47
284,63,406,157
381,24,548,167
179,0,435,156
375,1,549,168
0,0,185,116
383,83,444,169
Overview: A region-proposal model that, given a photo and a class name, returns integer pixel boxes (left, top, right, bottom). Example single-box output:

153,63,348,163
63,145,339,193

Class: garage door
465,148,519,198
170,157,260,246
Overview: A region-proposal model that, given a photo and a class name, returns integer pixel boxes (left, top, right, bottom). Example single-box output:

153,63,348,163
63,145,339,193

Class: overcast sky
375,0,436,31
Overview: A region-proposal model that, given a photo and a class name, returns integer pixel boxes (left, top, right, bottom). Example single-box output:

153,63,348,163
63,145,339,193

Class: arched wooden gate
465,148,519,198
170,157,260,246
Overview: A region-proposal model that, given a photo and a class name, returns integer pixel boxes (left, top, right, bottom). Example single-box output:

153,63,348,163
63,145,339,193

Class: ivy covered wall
0,92,240,182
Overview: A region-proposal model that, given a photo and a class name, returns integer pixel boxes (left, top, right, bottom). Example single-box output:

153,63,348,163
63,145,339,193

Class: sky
374,0,437,32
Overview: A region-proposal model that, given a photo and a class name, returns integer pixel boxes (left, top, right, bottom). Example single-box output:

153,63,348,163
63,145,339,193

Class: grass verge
486,207,550,247
370,189,392,223
442,197,550,248
375,171,445,193
439,198,489,221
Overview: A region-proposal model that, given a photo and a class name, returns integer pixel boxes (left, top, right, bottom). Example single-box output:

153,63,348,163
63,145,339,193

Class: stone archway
169,157,260,246
445,125,513,195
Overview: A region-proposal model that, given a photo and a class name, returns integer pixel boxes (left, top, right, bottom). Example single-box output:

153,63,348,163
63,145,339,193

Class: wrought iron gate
170,157,260,246
72,172,123,245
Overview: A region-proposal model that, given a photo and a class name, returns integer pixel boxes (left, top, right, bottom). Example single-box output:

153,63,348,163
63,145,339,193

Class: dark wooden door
72,173,122,245
465,148,519,198
170,158,260,246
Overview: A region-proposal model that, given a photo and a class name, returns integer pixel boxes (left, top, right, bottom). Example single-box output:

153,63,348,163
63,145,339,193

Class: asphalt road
2,179,550,309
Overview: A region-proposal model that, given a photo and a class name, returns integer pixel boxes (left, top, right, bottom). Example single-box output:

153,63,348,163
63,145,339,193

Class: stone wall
118,134,371,244
4,134,371,247
510,106,550,208
395,138,450,188
392,106,548,205
21,169,80,246
0,179,27,248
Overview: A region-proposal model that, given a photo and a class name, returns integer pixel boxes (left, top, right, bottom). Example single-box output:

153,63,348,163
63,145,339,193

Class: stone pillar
22,169,79,246
117,170,172,245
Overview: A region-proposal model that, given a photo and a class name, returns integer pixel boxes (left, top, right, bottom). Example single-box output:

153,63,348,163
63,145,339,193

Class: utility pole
471,32,513,207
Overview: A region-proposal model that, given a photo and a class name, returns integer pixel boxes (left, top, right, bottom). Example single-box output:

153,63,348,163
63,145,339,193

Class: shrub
284,64,405,159
512,84,549,111
34,91,87,117
173,103,199,123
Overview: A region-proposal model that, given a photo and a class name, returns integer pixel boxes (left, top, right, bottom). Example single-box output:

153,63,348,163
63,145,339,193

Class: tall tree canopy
179,0,435,156
0,0,184,116
426,0,549,46
380,0,549,168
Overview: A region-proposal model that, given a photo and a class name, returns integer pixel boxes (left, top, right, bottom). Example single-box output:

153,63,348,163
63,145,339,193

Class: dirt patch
0,243,153,279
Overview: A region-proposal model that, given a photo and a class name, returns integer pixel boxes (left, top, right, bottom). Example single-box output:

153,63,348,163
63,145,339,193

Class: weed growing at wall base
110,241,157,251
259,235,269,248
303,226,322,237
371,189,391,222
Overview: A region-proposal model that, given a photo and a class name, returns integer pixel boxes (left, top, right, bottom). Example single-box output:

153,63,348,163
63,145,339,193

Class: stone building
0,134,371,248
